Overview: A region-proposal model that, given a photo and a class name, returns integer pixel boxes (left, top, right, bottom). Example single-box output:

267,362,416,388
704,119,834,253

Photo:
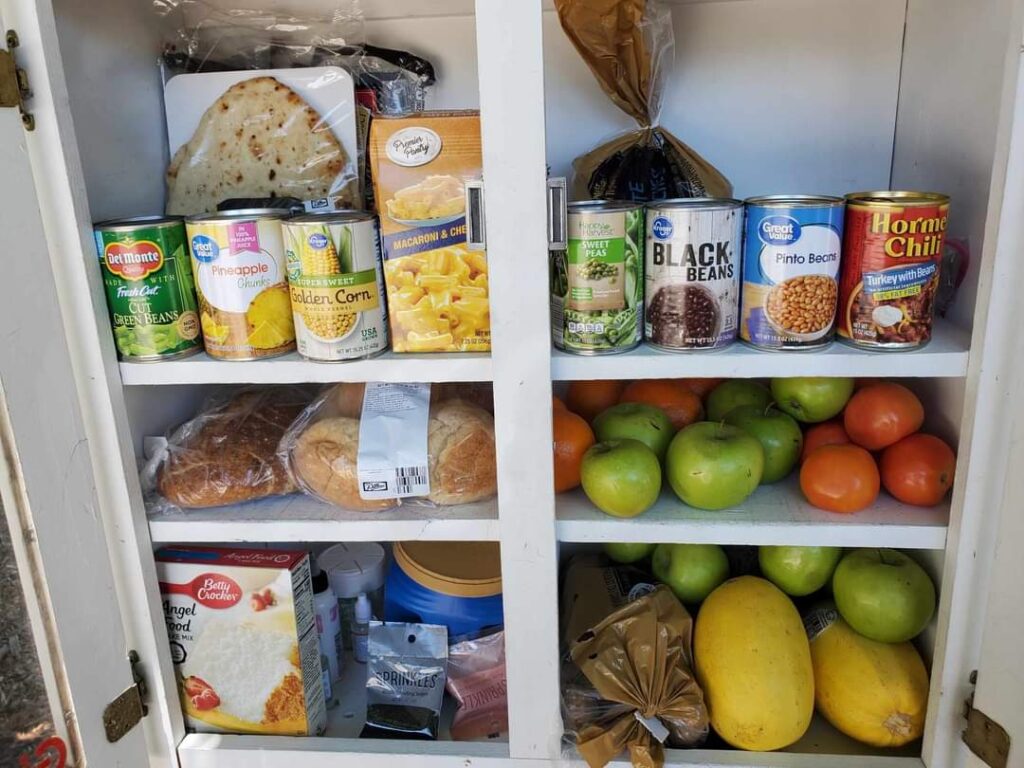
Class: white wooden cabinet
1,0,1023,766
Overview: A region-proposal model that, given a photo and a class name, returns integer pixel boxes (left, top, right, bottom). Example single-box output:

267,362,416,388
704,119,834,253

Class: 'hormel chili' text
837,192,950,350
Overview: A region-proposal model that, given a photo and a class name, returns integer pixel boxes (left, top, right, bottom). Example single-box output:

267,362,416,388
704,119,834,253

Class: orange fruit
619,379,704,430
553,395,567,411
844,383,925,451
553,408,596,493
566,380,626,423
800,420,851,463
800,444,880,513
677,378,724,399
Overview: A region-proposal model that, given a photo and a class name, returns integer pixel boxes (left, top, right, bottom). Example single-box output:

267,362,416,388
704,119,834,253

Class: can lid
94,215,184,230
185,208,292,223
289,211,376,224
566,200,642,214
393,542,502,598
744,194,845,208
318,543,386,598
647,197,743,210
844,191,950,206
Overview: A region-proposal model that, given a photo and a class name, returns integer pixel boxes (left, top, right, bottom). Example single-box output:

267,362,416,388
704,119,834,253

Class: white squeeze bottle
353,592,371,663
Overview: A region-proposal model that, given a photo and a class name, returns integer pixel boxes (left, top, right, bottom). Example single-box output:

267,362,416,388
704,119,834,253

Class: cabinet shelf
119,351,493,386
551,322,970,381
147,495,500,544
556,482,948,549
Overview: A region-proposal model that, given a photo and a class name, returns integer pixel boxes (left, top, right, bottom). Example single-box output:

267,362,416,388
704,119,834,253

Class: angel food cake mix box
156,547,326,735
369,111,490,353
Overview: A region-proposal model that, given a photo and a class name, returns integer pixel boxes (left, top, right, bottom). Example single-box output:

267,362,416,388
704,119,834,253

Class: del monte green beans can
94,216,202,361
550,201,644,354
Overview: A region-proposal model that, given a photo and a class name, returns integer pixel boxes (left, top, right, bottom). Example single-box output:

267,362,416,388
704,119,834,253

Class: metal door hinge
0,30,33,130
963,670,1011,768
102,650,148,743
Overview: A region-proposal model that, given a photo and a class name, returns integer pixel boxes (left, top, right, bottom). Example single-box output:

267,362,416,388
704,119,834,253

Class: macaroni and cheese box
369,111,490,353
156,546,327,736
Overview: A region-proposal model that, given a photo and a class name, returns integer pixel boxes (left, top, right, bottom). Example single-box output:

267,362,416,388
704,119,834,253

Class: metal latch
102,650,148,743
963,670,1011,768
0,30,33,130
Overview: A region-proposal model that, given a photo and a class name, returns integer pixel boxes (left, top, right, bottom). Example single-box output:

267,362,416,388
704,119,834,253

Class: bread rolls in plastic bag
280,383,497,511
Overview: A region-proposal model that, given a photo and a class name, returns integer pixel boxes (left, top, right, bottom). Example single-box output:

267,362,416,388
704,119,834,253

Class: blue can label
740,201,844,349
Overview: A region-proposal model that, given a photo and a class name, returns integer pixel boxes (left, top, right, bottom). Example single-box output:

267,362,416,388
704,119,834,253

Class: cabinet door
0,18,151,768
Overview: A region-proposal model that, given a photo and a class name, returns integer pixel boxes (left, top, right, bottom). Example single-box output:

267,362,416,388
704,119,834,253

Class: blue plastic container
384,542,503,642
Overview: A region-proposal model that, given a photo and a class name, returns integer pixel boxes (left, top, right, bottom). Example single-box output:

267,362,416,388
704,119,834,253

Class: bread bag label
357,383,431,499
369,112,490,353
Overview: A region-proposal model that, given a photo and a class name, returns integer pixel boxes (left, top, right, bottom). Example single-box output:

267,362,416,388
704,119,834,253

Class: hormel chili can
644,198,743,350
838,192,950,350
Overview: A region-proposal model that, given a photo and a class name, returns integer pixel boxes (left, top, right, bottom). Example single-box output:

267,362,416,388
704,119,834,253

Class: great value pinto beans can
550,201,644,355
283,213,389,362
740,196,845,351
186,209,296,361
644,198,743,351
838,192,950,350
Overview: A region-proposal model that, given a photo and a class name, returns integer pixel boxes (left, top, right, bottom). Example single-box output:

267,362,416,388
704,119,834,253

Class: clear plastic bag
554,0,731,202
447,631,508,741
141,387,311,513
280,383,497,512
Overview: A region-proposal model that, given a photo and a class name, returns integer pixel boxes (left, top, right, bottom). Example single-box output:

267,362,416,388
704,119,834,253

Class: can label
187,216,296,360
550,206,644,353
284,218,389,361
741,202,844,349
838,197,949,348
95,221,201,360
644,205,741,349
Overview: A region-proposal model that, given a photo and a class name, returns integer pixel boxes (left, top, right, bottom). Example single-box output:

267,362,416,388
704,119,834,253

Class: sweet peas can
838,192,950,350
740,196,845,351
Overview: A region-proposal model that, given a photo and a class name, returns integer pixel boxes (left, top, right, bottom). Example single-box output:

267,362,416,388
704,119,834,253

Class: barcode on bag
395,465,429,496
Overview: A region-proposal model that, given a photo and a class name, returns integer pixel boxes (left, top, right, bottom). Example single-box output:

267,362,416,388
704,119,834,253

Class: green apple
593,403,675,460
770,377,854,423
604,542,656,564
832,548,936,642
580,439,662,518
652,543,730,603
706,380,773,422
664,422,764,510
723,405,803,483
759,545,842,596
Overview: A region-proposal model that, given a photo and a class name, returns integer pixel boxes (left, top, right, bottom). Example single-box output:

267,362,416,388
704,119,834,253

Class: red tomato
880,433,956,506
801,420,850,463
844,382,925,451
800,444,880,513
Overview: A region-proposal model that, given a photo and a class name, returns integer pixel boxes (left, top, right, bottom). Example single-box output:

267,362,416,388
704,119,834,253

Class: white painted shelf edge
147,494,500,543
556,482,949,549
552,321,970,380
119,351,493,386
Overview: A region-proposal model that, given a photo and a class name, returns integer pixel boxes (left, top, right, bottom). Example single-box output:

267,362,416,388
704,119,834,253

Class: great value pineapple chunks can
283,213,389,362
186,209,296,361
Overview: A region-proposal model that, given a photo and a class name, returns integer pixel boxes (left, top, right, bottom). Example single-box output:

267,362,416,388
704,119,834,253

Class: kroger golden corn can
186,209,295,361
283,213,389,362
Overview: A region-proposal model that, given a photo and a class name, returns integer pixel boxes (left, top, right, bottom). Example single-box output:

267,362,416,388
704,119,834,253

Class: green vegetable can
550,201,644,354
94,216,202,361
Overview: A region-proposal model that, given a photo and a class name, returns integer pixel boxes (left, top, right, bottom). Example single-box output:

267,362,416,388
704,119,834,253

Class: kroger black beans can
644,198,743,351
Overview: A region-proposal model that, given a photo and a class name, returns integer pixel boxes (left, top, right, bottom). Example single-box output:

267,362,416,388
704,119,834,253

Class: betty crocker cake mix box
156,546,326,735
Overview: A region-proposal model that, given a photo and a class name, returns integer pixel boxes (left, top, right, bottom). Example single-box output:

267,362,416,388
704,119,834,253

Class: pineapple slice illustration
246,284,295,350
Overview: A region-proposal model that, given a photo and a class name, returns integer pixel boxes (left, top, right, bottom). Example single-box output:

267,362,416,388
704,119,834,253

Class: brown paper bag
554,0,731,202
568,586,708,768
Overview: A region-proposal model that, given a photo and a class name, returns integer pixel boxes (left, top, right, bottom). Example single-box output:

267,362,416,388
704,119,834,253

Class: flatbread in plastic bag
554,0,731,202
